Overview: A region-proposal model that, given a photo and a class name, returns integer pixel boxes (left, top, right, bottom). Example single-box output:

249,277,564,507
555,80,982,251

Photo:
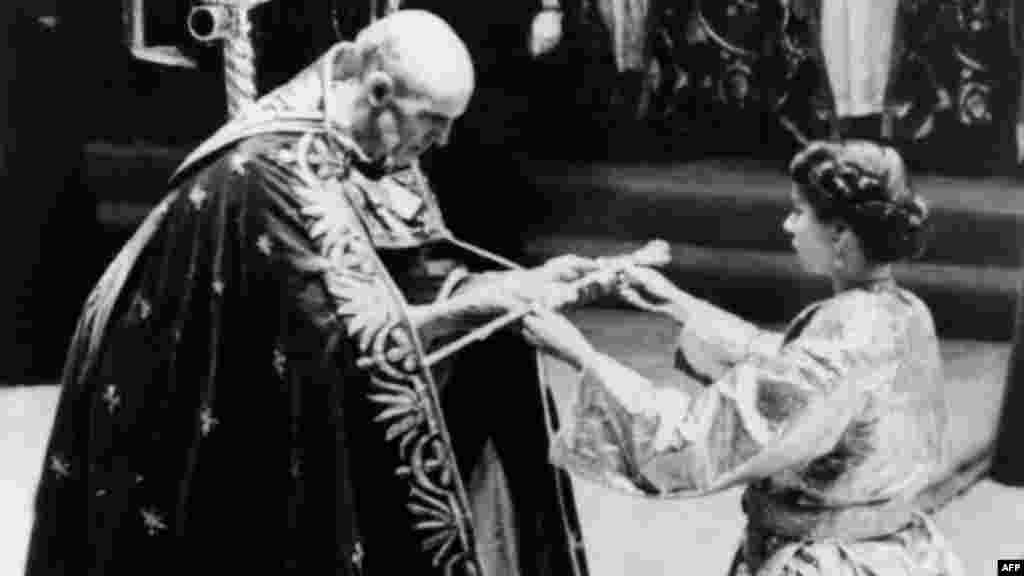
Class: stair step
525,160,1024,270
524,235,1020,342
83,140,187,202
80,145,1024,341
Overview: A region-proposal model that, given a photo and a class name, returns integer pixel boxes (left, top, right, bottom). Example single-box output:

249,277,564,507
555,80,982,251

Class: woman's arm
553,341,860,498
674,296,785,384
615,266,783,380
525,305,872,499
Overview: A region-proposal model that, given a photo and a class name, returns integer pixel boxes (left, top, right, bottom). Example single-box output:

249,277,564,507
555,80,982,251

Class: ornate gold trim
289,129,484,575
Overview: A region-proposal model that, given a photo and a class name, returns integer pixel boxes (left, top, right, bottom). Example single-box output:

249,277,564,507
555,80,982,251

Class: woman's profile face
783,186,836,276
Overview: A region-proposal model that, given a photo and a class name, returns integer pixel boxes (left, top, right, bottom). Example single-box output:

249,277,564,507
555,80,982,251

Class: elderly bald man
23,10,591,576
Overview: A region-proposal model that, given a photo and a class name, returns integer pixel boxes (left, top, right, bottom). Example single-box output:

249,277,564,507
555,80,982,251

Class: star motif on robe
103,384,121,414
229,152,248,175
188,185,208,209
134,294,152,321
351,542,365,571
200,406,219,437
140,507,168,536
256,234,273,256
272,347,287,378
49,454,70,478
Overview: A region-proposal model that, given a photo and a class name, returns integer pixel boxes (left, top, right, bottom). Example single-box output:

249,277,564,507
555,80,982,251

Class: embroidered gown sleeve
551,295,890,498
674,296,784,385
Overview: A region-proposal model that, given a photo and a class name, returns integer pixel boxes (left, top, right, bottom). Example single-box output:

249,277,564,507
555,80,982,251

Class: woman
524,140,963,574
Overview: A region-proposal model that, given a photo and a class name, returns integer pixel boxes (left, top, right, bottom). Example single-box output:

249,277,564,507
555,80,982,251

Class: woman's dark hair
788,140,930,263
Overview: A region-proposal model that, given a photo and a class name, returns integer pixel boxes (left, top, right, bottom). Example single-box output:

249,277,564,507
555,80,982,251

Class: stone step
524,235,1020,342
81,144,1024,341
524,159,1024,271
84,141,187,228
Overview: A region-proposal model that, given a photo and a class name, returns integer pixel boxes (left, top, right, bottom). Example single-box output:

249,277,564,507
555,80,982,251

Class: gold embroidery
288,130,481,574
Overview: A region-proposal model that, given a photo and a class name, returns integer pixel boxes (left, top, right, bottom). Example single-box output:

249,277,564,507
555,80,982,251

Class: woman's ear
832,223,863,262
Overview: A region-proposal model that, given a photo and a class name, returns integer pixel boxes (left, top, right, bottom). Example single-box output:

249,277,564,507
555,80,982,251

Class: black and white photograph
2,0,1024,574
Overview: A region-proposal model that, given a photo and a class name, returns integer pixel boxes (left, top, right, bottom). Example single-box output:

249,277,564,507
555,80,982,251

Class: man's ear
365,70,395,107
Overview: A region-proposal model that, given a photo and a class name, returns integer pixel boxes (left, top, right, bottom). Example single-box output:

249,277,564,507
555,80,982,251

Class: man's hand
410,280,529,348
444,280,528,320
473,254,598,311
411,253,599,348
522,308,594,370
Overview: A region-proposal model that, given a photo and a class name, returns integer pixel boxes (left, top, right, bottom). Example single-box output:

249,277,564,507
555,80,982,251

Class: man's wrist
449,270,501,297
410,298,477,346
666,296,691,326
437,266,471,302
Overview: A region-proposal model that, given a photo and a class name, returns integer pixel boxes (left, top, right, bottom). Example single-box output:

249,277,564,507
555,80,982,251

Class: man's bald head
353,10,475,119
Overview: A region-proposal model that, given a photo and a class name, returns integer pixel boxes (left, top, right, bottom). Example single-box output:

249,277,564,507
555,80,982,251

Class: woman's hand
615,265,687,321
522,308,594,370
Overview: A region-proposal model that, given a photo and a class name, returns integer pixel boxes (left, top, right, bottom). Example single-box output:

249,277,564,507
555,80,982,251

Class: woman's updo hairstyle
788,140,930,263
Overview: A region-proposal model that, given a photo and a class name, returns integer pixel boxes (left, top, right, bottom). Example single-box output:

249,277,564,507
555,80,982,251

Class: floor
1,309,1022,575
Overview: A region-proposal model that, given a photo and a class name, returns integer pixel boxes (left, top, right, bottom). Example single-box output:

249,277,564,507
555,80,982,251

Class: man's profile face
382,88,460,167
374,69,468,165
347,22,474,167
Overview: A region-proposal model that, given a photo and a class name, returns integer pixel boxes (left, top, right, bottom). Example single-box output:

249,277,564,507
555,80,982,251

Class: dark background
2,0,1022,383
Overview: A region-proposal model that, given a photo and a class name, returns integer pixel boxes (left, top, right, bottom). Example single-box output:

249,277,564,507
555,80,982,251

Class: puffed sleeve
551,295,890,498
674,297,785,385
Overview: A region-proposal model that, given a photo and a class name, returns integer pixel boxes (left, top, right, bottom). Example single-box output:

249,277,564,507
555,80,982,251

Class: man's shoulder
232,129,358,176
229,131,305,164
174,126,368,215
234,128,305,149
183,129,351,185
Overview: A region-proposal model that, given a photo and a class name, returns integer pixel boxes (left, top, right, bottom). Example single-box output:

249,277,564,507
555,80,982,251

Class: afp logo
1000,560,1024,573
